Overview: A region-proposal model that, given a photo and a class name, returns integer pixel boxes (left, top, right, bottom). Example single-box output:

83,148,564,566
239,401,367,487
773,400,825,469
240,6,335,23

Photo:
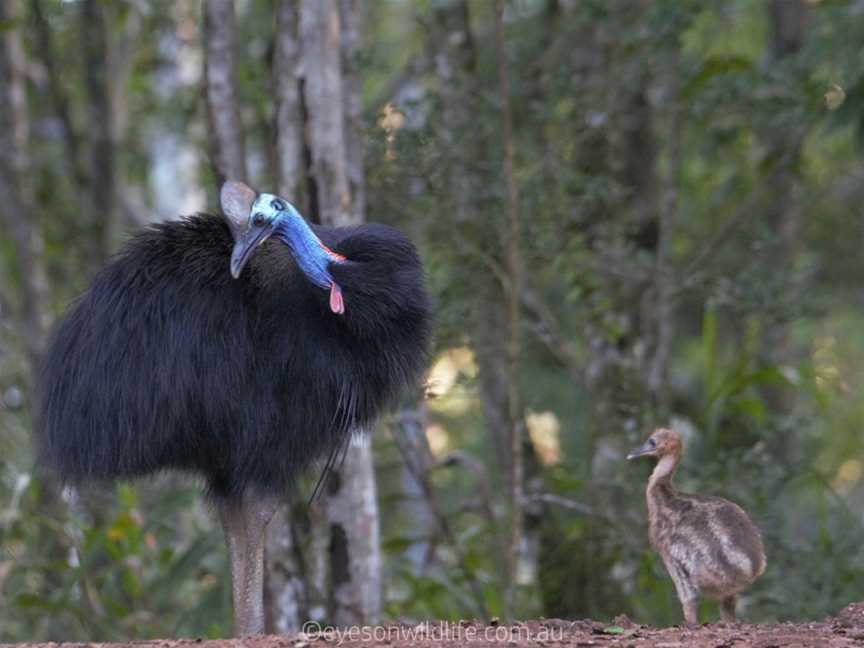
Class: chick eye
270,198,286,211
252,212,267,227
649,438,657,447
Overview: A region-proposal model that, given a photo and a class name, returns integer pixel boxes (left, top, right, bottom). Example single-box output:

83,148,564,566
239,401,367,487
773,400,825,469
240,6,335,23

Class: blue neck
274,215,340,290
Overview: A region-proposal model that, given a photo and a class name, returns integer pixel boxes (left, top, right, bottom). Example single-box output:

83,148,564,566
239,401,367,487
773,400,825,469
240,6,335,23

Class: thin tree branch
494,0,525,618
648,52,683,407
389,422,491,619
675,154,800,293
525,493,595,516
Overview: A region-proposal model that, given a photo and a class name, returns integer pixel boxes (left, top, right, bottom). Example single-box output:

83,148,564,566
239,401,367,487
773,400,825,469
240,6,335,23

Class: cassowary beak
230,225,273,279
220,180,270,279
627,440,656,461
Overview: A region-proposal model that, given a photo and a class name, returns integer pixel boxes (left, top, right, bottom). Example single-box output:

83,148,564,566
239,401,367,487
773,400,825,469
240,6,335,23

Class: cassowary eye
252,212,267,227
270,199,286,211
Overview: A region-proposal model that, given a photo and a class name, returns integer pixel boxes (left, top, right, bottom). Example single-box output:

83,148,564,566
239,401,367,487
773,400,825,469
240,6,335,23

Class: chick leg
662,555,699,627
681,599,699,626
720,595,737,622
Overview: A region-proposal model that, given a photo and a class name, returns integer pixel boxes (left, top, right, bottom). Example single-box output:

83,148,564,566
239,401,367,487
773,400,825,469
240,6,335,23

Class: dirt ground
6,602,864,648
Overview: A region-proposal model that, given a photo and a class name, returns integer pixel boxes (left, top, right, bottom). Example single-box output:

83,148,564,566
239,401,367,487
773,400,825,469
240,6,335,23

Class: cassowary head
221,180,346,314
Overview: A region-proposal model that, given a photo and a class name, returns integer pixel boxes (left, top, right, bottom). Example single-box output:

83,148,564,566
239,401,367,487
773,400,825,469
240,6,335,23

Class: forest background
2,0,864,641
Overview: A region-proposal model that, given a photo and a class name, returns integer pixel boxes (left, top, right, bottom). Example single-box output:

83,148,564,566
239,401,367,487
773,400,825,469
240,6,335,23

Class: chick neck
646,450,682,514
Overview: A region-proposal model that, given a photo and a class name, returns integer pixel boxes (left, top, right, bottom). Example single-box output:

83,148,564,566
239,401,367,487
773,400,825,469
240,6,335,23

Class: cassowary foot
217,494,279,636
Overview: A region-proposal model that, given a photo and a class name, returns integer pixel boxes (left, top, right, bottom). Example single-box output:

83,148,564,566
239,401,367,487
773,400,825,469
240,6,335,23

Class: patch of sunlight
526,410,561,466
426,346,477,398
378,102,405,161
780,365,800,385
425,424,450,458
813,335,845,393
833,459,862,493
825,84,846,111
681,2,767,63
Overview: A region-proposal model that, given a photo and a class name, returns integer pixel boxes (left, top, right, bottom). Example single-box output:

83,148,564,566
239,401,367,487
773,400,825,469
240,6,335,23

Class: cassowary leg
240,494,278,635
217,498,249,635
217,495,279,636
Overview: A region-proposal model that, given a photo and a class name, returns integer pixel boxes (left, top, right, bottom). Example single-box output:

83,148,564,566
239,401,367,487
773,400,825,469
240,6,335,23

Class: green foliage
0,478,228,641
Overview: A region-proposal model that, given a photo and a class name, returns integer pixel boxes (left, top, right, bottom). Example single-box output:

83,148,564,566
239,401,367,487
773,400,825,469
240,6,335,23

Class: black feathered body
37,214,430,498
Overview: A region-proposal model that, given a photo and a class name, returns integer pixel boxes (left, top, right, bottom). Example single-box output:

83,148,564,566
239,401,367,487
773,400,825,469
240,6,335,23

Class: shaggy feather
36,213,430,499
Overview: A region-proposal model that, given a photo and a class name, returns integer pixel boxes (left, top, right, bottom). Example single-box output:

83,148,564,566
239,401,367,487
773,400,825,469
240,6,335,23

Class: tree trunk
299,0,381,625
273,0,305,204
536,10,655,618
430,0,510,475
147,0,207,221
394,397,435,575
761,0,808,413
265,1,309,632
325,438,381,626
0,2,72,638
204,0,247,189
769,0,807,61
32,0,88,191
767,0,807,282
264,504,306,632
429,0,540,612
474,283,514,476
430,0,478,227
586,29,660,464
493,0,527,617
0,0,51,369
80,0,115,263
299,0,350,227
340,0,365,223
80,0,138,260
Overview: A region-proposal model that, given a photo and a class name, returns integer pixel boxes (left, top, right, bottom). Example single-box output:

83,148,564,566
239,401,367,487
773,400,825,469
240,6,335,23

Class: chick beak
627,440,656,461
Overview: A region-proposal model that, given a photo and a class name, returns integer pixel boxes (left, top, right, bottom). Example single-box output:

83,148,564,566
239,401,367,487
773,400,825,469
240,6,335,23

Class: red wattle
329,282,345,315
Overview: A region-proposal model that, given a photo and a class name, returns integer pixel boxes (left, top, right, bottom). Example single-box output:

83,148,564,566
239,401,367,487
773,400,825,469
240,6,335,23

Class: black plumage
36,181,430,636
37,213,430,498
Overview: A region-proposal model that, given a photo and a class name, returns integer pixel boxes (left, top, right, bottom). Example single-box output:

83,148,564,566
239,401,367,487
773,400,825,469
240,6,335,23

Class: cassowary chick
627,428,766,625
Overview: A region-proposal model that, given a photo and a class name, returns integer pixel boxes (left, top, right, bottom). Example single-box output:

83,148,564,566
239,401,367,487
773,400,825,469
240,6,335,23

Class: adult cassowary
37,181,430,636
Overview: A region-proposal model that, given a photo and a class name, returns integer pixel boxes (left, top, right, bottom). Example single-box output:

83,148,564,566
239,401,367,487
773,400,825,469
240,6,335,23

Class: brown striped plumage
628,428,766,625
